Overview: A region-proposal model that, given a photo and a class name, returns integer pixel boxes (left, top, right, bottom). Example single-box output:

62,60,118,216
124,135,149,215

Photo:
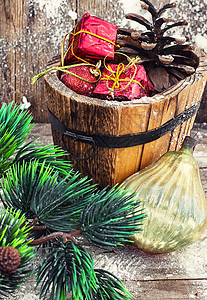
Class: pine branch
1,161,95,231
37,240,97,300
80,186,145,249
0,130,17,175
29,171,94,232
36,240,134,300
32,225,47,231
0,102,34,175
14,141,73,177
0,102,144,299
0,102,72,178
1,161,55,218
29,229,81,246
0,102,33,147
93,269,134,299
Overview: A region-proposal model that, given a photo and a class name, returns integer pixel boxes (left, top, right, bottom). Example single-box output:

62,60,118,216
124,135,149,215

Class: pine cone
117,0,199,92
0,246,21,274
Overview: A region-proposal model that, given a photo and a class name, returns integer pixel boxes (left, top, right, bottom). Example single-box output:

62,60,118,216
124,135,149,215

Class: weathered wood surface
0,0,122,122
0,0,207,122
45,51,207,188
7,123,207,300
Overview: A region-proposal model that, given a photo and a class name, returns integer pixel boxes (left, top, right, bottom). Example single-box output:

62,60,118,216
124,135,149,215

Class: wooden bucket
45,50,207,188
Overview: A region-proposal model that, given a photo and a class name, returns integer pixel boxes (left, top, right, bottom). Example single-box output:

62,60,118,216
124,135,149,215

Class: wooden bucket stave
45,50,207,188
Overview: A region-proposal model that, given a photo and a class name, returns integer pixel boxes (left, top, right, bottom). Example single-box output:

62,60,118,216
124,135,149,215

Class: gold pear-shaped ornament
121,136,207,254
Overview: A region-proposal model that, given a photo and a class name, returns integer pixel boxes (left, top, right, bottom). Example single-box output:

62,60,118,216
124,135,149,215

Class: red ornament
60,65,97,96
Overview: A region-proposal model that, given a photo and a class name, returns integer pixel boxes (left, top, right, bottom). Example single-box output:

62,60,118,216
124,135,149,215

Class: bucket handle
62,131,96,160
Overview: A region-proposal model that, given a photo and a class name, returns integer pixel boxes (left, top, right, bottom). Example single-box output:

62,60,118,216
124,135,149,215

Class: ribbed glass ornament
121,136,207,253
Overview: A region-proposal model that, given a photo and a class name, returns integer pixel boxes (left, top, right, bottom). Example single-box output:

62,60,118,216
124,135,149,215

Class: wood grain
0,0,207,122
0,0,123,122
0,0,77,122
45,51,207,188
126,279,207,299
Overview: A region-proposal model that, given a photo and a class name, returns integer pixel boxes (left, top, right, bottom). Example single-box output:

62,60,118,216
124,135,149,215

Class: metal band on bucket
48,100,201,160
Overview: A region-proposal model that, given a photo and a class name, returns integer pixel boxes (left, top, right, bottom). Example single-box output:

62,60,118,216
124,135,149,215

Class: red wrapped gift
93,63,154,100
65,13,118,64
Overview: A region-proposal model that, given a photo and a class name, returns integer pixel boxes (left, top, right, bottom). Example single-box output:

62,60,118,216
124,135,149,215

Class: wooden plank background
0,0,207,122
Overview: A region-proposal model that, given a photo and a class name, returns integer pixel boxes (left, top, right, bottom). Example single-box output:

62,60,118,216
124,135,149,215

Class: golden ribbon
32,25,145,96
31,62,101,85
101,62,146,98
62,25,120,66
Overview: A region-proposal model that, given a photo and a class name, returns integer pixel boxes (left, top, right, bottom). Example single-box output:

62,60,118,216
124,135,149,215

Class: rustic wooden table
21,123,207,300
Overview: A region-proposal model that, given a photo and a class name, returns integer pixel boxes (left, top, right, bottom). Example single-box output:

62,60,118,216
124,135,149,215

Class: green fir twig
80,185,145,249
0,102,145,300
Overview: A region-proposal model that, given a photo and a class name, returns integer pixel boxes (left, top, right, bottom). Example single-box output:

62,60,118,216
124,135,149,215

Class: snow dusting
68,10,78,21
118,0,151,29
195,35,207,53
33,0,77,20
20,96,31,110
